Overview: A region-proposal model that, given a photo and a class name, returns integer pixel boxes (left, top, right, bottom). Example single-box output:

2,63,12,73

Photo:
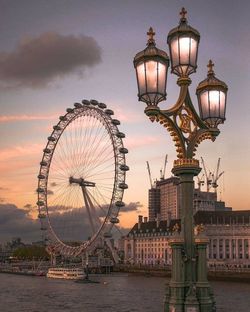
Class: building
124,215,174,266
195,210,250,267
148,188,160,221
148,177,180,221
124,211,250,268
148,177,231,221
193,190,217,212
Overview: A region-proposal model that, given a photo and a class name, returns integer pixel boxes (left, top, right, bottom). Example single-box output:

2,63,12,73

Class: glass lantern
134,27,169,106
196,60,228,128
167,8,200,77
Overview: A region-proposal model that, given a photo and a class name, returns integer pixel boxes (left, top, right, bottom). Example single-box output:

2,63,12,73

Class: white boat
46,267,85,280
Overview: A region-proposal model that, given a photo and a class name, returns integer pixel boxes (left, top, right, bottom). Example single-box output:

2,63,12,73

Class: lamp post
133,8,228,312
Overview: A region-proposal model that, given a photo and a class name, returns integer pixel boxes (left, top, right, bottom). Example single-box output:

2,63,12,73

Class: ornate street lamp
197,60,228,128
134,27,169,106
133,7,228,312
167,7,200,77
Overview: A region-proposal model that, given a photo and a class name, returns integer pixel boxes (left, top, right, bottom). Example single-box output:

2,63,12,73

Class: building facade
148,177,231,222
124,211,250,268
195,210,250,267
124,216,174,265
148,177,180,221
148,188,160,222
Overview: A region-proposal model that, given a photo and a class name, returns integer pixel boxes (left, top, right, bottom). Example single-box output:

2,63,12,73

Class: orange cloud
0,143,43,161
0,114,59,123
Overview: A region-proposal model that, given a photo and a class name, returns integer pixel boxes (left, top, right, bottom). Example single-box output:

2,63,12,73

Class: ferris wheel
37,99,129,257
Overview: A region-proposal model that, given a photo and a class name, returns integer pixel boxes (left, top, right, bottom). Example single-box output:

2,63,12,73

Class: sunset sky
0,0,250,243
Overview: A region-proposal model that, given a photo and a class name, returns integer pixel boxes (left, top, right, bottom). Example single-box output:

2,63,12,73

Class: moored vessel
47,267,85,280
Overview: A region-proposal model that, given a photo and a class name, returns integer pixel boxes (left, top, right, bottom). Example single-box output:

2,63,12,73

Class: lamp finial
147,27,155,45
180,7,187,22
207,60,215,76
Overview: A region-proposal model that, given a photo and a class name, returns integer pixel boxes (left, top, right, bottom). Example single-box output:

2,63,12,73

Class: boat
46,267,85,280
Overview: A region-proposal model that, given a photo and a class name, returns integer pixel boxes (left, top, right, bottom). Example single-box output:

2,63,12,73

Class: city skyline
0,0,250,242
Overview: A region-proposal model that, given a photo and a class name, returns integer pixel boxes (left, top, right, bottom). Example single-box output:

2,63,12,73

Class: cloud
121,201,143,213
125,135,161,150
0,143,42,162
0,114,59,123
0,203,92,244
0,201,137,244
0,203,41,243
0,32,102,88
0,187,8,191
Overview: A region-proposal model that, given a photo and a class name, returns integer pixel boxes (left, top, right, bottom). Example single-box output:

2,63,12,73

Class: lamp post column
195,236,215,312
166,236,185,312
172,160,200,312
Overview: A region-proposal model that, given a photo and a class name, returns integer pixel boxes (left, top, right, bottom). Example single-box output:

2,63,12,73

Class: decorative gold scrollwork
177,104,197,138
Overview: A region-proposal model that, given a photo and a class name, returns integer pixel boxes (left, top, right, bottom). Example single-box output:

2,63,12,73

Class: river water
0,273,250,312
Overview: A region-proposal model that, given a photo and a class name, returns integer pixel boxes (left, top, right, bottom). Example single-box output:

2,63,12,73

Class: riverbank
2,265,250,282
115,266,250,282
0,268,46,276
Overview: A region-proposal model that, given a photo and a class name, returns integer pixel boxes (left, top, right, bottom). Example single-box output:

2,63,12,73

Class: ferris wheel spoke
80,125,109,177
79,116,101,171
55,132,74,177
84,130,109,168
80,115,100,171
93,185,110,206
82,145,114,178
83,154,115,179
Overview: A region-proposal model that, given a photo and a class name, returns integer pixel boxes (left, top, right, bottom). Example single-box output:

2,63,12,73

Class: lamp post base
164,160,215,312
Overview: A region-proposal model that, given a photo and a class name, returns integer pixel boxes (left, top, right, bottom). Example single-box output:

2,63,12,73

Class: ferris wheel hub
69,176,95,187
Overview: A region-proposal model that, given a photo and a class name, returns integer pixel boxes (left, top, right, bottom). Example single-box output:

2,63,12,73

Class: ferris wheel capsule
120,165,130,171
119,147,128,154
105,109,114,115
115,201,125,207
59,115,67,121
116,132,125,139
82,99,90,105
74,102,82,108
98,102,107,109
110,217,119,224
112,119,120,126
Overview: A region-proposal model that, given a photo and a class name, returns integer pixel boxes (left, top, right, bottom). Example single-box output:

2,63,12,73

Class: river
0,273,250,311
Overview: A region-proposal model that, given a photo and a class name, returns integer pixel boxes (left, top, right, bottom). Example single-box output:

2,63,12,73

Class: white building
124,215,176,265
124,211,250,268
195,210,250,267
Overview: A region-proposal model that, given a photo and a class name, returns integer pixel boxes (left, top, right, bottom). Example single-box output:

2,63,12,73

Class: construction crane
197,173,205,191
200,157,212,192
160,154,168,180
211,158,224,194
146,161,153,188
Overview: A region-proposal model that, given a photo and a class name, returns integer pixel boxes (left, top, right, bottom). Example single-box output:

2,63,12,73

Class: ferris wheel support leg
81,186,96,235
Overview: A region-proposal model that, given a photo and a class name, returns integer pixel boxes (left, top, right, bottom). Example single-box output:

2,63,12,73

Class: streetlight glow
197,60,228,128
168,36,199,76
167,7,200,77
134,27,169,106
